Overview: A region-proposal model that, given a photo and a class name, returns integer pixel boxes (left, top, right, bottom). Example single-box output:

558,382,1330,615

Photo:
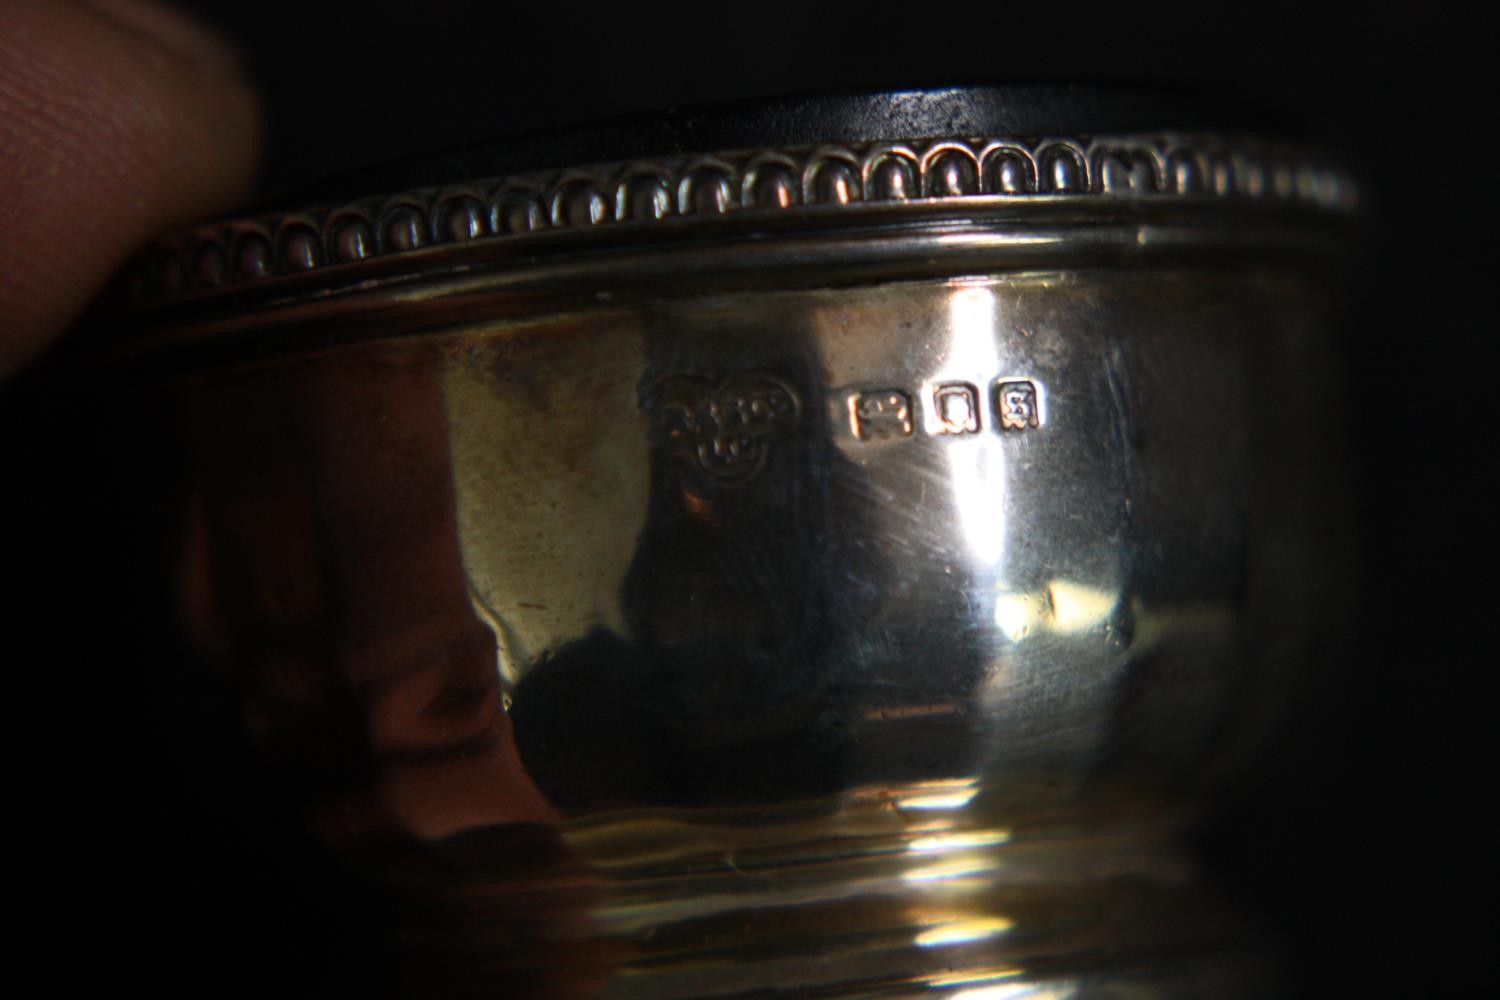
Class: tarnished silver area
126,131,1356,997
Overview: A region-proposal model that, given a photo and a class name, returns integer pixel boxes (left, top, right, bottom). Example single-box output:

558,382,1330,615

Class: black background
7,5,1485,997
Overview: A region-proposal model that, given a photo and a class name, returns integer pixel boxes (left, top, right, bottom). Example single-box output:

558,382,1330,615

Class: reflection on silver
949,984,1078,1000
994,580,1121,642
908,831,1013,853
892,778,983,812
902,855,1003,885
939,284,1008,568
916,917,1015,948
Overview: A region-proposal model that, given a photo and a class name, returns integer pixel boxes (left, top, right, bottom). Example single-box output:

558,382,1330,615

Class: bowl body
119,129,1356,996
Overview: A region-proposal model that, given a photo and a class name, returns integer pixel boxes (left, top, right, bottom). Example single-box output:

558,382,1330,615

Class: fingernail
82,0,245,76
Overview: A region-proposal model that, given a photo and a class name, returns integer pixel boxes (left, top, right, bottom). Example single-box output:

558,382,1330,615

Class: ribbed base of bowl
355,783,1268,998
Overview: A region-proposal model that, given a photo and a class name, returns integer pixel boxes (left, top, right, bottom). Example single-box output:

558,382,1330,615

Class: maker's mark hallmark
655,373,801,484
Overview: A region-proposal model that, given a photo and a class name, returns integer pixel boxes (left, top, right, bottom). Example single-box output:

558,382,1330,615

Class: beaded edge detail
126,134,1356,301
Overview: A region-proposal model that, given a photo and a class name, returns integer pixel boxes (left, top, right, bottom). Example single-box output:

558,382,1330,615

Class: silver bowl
116,119,1358,997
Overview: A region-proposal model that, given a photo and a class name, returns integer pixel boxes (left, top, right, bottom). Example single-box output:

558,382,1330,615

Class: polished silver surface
123,132,1356,996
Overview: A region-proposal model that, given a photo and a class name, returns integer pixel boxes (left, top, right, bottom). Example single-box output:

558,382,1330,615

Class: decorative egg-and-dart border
125,134,1356,302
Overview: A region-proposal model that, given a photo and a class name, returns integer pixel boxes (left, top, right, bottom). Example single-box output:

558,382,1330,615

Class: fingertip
0,0,263,378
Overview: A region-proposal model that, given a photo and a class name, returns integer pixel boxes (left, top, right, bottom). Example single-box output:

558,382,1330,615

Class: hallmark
932,382,981,435
845,377,1043,443
655,372,801,483
995,380,1041,430
849,390,914,440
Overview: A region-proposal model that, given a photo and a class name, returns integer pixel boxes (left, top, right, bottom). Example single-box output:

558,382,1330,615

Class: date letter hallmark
849,390,914,440
654,372,802,484
995,379,1041,431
